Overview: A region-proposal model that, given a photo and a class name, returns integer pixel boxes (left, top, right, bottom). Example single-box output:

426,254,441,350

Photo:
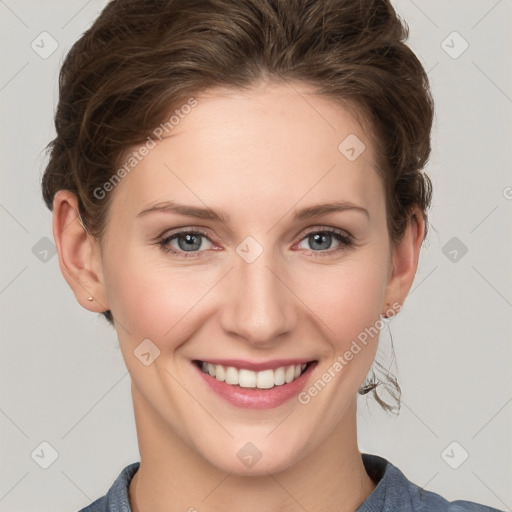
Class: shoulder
415,487,503,512
359,453,504,512
445,503,506,512
75,462,140,512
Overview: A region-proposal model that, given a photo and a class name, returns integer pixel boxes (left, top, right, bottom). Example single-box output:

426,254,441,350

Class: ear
52,190,110,313
382,208,425,316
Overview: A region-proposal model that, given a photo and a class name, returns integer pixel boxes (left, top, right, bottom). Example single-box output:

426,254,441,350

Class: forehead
108,82,383,223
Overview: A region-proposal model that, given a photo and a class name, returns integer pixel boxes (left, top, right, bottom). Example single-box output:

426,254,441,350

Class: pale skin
52,80,424,512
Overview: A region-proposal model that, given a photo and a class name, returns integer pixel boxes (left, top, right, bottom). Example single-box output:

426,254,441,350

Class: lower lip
193,361,317,410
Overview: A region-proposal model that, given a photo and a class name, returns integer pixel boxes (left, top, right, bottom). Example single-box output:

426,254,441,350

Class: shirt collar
101,454,407,511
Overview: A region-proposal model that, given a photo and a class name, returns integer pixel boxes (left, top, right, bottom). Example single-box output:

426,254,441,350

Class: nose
219,248,298,348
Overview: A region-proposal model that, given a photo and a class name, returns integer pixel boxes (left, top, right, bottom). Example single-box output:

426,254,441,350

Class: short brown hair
41,0,434,414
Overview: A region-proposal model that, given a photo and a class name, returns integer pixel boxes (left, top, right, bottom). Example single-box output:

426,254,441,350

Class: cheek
297,253,390,347
103,233,390,353
102,246,212,343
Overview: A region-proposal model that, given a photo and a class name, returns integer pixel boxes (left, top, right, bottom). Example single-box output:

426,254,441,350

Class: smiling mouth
193,360,315,390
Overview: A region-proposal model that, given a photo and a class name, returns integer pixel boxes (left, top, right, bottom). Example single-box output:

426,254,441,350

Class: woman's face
73,81,418,475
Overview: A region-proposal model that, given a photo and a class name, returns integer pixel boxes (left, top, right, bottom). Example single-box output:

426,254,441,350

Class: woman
41,0,504,510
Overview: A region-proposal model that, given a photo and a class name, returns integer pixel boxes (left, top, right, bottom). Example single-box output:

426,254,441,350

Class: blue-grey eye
296,230,352,254
308,233,334,251
175,233,206,251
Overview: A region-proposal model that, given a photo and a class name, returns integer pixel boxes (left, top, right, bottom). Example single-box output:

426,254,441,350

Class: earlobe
52,190,110,313
382,209,425,314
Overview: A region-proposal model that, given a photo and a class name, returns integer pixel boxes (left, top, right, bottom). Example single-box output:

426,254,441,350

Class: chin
199,438,305,477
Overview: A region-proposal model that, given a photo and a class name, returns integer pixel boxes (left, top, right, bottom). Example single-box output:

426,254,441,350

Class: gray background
1,0,511,510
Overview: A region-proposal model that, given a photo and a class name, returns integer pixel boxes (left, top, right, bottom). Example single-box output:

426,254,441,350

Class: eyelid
156,227,215,254
156,225,354,257
299,225,352,239
157,225,352,241
293,227,353,256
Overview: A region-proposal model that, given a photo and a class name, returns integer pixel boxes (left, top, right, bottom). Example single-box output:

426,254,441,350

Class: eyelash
156,227,354,259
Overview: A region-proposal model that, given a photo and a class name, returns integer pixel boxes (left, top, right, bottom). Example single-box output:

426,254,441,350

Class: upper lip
194,358,316,372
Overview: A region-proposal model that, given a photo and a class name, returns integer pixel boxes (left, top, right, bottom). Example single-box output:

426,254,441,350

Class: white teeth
274,367,285,385
239,369,257,388
256,369,275,389
199,362,309,389
215,364,225,382
225,366,239,385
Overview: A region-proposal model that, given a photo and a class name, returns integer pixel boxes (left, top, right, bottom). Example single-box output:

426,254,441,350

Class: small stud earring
87,296,93,301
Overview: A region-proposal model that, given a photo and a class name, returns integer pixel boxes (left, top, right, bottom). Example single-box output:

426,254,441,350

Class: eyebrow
136,200,370,223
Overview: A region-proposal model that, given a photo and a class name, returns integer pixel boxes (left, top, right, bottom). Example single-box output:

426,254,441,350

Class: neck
129,388,376,512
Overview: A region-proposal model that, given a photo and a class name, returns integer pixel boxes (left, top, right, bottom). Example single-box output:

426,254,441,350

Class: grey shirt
77,453,504,511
